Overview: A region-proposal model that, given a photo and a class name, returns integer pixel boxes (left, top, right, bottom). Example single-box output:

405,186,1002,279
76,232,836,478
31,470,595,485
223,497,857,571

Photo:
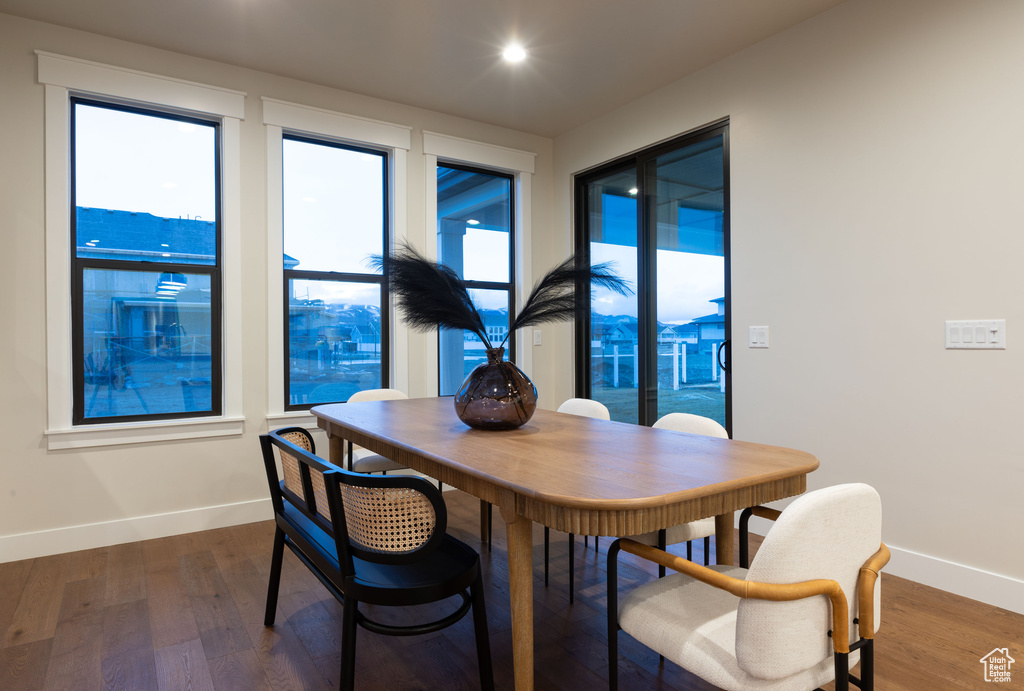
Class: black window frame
434,161,516,395
70,97,224,425
282,133,391,411
573,120,731,430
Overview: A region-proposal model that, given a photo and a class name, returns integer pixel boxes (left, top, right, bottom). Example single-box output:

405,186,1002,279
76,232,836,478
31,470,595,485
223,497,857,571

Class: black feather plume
371,245,631,351
370,244,492,348
503,251,632,346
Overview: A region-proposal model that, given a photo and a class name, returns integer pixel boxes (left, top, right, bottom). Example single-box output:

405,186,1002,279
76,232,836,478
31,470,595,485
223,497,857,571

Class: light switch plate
533,329,542,346
749,326,769,348
945,320,1005,349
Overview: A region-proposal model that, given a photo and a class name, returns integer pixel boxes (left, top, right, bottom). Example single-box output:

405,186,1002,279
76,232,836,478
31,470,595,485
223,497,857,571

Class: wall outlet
533,329,542,346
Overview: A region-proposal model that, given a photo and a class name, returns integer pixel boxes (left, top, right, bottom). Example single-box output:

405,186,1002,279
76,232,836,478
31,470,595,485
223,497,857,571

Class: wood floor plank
105,542,147,606
66,546,109,583
1,552,72,648
0,559,33,644
191,592,251,661
0,638,53,691
143,542,201,650
155,637,216,691
101,646,158,691
208,648,273,691
250,620,332,691
102,599,153,659
277,589,341,660
42,577,106,690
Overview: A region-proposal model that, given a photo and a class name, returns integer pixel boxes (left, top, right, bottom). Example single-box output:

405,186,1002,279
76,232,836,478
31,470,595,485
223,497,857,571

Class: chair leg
263,527,285,626
686,540,692,561
470,574,495,691
861,639,874,691
479,500,492,551
704,536,711,565
607,540,621,691
595,536,599,552
657,529,667,579
544,527,550,586
739,507,752,568
834,651,850,691
340,596,359,691
568,533,575,604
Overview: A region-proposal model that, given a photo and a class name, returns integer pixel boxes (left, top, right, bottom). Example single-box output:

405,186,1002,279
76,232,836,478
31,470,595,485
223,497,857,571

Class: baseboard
0,497,274,563
739,515,1023,614
886,545,1024,614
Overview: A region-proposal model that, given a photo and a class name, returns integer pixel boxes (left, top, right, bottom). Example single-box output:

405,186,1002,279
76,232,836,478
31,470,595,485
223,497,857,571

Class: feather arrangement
372,243,632,350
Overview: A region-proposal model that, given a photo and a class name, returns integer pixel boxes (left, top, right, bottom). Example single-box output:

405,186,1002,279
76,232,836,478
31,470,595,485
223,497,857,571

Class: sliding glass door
575,122,729,430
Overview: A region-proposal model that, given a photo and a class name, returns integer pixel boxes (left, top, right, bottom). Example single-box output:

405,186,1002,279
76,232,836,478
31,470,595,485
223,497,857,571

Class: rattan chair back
263,428,447,571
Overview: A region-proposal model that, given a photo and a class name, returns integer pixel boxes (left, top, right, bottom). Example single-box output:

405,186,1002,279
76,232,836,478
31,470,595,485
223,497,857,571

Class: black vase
454,347,537,430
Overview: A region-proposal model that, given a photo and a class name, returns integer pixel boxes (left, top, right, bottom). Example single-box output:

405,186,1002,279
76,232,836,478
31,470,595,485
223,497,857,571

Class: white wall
553,0,1024,612
0,13,554,560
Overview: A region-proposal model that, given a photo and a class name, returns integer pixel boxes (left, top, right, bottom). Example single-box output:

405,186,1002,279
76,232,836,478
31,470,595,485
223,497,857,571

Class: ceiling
0,0,847,137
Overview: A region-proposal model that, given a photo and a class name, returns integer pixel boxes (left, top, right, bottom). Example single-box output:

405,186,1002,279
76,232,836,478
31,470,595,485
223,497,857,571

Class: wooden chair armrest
618,538,852,653
857,543,890,639
750,506,782,521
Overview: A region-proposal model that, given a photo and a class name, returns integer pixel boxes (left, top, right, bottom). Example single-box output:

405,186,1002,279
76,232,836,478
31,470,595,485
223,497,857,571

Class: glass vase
454,347,537,430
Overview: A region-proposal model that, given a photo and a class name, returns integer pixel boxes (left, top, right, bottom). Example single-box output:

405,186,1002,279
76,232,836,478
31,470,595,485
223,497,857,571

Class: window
575,123,730,429
71,100,222,424
436,164,514,395
262,98,410,420
282,135,389,409
41,53,244,448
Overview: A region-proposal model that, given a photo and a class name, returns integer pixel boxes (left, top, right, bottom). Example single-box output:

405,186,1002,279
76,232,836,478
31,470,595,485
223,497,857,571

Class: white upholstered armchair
607,483,889,691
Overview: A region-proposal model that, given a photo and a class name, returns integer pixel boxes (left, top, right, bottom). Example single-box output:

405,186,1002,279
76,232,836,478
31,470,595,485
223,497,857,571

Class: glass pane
588,170,639,424
439,289,510,396
437,166,511,283
74,103,217,266
81,269,213,419
283,138,385,274
288,279,382,406
652,136,726,427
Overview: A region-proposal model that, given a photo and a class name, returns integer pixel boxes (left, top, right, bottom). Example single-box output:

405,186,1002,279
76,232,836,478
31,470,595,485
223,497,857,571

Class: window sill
45,416,246,450
265,411,319,430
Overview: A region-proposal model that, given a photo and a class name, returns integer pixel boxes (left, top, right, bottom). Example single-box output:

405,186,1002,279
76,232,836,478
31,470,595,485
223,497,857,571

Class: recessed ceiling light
161,243,169,247
629,188,638,195
467,219,480,225
502,44,527,63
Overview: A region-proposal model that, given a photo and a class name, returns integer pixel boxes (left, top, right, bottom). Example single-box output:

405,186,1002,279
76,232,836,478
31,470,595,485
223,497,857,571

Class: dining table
312,396,819,691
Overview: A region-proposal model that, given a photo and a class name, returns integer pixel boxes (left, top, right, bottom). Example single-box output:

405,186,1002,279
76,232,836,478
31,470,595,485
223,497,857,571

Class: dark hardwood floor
1,489,1021,690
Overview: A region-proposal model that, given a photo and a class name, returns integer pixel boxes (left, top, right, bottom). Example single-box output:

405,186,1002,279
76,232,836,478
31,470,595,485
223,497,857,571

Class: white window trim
422,131,536,394
39,52,247,449
263,98,411,426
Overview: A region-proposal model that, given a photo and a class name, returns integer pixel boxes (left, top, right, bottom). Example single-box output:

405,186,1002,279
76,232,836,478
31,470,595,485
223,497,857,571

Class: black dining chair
261,427,494,691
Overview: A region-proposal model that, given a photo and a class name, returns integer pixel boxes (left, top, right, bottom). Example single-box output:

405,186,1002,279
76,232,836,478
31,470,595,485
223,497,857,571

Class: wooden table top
312,396,819,536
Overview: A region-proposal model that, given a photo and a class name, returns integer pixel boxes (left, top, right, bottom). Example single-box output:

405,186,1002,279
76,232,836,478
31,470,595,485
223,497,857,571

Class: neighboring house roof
75,207,216,263
691,313,724,325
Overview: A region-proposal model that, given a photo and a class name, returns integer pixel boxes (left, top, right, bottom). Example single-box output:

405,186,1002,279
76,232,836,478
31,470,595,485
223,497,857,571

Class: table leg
715,512,734,566
328,433,346,468
501,507,534,691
